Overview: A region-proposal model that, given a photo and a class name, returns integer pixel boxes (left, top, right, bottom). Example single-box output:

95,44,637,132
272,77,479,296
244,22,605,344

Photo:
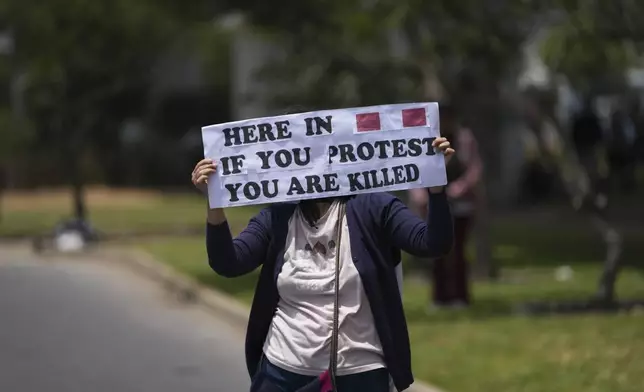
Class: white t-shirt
263,200,386,376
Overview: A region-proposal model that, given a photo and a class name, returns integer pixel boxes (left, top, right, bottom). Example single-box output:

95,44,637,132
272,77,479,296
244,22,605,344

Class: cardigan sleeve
206,207,272,278
381,191,453,258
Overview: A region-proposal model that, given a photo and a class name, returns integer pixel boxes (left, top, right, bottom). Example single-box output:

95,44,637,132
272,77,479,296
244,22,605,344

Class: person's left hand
447,182,466,199
429,137,456,194
433,137,455,164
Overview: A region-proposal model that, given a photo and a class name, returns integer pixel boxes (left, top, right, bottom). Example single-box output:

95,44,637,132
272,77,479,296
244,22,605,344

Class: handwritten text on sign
201,102,446,208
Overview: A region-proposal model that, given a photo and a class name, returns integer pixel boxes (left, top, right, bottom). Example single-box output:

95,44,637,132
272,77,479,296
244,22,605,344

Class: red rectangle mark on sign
402,108,427,127
356,112,381,132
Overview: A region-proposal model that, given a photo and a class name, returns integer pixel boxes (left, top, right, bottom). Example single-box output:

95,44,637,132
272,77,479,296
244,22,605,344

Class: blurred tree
0,25,32,223
4,0,213,226
537,0,644,304
217,0,419,109
541,0,642,93
0,108,33,222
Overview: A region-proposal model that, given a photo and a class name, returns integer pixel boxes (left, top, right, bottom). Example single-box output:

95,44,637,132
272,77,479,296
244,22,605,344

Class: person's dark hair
300,198,329,226
299,196,349,227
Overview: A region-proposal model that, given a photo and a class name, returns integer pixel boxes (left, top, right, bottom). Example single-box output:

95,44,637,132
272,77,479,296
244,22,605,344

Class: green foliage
381,0,540,73
223,0,542,119
11,1,162,119
0,108,33,162
3,0,215,146
541,1,644,90
192,24,233,91
248,0,415,109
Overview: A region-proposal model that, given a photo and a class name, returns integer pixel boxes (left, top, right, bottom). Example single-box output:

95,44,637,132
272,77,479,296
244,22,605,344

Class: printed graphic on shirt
303,240,337,256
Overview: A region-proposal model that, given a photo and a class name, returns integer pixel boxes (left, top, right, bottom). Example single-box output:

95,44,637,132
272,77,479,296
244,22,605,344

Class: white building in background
230,28,280,120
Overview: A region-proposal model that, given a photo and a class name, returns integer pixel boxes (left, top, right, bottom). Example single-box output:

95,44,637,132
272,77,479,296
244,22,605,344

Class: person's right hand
191,159,217,195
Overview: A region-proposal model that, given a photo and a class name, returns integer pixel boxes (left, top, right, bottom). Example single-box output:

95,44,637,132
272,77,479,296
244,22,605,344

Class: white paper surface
201,102,446,208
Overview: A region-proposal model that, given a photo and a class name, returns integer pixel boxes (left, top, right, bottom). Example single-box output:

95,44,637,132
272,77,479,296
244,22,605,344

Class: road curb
97,245,445,392
95,246,250,328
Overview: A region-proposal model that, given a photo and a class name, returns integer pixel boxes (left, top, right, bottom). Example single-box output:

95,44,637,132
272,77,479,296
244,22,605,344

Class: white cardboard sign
201,102,446,208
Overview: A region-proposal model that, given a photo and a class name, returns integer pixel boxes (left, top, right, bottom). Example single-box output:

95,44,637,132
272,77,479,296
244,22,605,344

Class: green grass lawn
403,275,644,392
141,205,644,392
0,189,212,237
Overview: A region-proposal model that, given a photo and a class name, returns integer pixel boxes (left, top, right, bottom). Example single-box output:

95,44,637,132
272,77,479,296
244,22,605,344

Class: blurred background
1,1,643,391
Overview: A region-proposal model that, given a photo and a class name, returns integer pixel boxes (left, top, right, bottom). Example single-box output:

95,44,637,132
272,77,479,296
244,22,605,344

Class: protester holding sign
194,103,454,392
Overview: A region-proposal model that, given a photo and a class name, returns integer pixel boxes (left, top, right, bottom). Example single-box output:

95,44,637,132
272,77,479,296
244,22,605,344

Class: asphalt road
0,247,250,392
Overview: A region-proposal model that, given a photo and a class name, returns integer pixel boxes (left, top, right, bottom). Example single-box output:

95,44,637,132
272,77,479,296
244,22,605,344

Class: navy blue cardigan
206,191,453,391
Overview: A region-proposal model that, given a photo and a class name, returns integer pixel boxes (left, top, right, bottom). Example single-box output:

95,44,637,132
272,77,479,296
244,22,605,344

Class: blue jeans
250,357,390,392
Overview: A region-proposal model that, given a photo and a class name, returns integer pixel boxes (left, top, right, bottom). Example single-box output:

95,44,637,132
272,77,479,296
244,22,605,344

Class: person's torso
447,129,478,215
572,112,604,150
446,150,467,183
263,200,385,376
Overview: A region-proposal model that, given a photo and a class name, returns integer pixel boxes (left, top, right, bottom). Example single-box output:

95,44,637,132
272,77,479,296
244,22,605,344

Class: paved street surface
0,247,250,392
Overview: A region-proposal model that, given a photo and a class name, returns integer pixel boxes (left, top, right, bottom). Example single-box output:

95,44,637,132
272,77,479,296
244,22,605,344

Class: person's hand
191,159,217,195
429,137,455,194
447,182,465,199
433,137,455,164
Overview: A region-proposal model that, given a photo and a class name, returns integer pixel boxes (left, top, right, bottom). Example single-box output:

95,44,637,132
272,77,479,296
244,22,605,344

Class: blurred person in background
520,97,561,204
634,100,644,168
635,102,644,193
631,99,644,170
607,95,641,193
408,103,482,310
571,97,607,195
607,98,638,193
